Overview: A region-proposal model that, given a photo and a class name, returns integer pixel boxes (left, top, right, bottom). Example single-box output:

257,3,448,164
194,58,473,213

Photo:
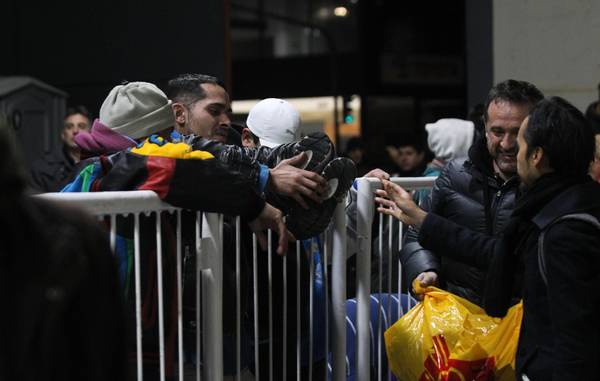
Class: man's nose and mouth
498,149,517,162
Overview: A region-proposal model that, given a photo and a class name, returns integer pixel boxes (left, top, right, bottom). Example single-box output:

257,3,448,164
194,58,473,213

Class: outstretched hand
374,180,428,228
249,203,296,255
268,152,329,209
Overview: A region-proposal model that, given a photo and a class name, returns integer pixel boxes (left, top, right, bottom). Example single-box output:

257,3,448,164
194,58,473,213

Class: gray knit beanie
99,82,173,140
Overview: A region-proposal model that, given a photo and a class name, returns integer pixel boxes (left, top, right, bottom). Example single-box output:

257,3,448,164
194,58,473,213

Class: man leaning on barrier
376,96,600,381
66,80,354,379
400,79,544,306
166,74,356,239
63,81,294,379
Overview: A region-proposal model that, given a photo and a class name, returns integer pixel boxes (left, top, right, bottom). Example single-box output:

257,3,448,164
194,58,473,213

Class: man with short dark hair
167,74,231,142
30,105,92,192
401,79,544,306
378,96,600,381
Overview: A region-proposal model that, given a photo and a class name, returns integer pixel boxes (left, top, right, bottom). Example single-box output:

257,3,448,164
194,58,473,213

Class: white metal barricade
347,176,436,381
37,176,435,381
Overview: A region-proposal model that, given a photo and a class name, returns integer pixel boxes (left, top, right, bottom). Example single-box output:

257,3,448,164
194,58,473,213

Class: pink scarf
75,119,137,156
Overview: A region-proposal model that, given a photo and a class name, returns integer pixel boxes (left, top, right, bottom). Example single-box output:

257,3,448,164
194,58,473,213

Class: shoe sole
294,132,334,174
321,157,357,201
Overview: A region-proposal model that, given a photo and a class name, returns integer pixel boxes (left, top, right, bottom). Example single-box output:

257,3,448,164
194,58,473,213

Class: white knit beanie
246,98,300,148
425,118,475,161
99,82,173,140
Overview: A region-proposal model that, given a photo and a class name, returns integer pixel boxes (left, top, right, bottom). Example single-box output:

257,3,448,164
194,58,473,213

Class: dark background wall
1,0,494,165
1,0,228,116
465,0,493,111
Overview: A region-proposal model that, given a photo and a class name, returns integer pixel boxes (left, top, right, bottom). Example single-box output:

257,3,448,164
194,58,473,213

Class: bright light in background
334,6,349,17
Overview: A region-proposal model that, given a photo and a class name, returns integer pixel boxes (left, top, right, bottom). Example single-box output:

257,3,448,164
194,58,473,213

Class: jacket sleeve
99,152,266,221
418,212,499,270
543,221,600,381
418,211,512,317
190,136,273,171
400,163,454,287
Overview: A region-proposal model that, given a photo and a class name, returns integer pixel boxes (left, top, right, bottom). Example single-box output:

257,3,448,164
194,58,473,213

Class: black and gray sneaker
320,157,357,202
284,157,357,240
265,132,335,172
285,198,337,240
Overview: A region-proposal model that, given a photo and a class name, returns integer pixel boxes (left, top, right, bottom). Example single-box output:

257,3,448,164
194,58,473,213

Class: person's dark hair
345,136,364,153
483,79,544,122
397,137,424,153
167,73,223,105
585,83,600,135
65,105,92,120
468,103,486,138
525,96,594,178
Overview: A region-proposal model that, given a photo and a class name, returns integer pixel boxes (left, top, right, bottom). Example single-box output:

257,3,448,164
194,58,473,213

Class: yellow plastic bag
385,282,522,381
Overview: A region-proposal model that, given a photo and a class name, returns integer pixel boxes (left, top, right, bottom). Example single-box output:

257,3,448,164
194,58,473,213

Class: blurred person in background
386,137,426,177
30,105,91,192
413,118,475,205
0,115,127,381
343,136,370,176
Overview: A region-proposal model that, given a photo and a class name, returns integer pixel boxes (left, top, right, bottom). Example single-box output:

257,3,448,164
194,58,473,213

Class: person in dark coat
376,96,600,381
401,79,543,306
0,116,128,381
29,105,92,192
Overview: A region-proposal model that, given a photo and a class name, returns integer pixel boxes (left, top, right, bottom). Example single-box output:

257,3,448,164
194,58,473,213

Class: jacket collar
466,134,519,188
532,180,600,229
467,134,494,177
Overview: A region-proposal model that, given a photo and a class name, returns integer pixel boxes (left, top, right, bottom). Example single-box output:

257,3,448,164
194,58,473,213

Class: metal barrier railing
37,176,436,381
352,177,436,381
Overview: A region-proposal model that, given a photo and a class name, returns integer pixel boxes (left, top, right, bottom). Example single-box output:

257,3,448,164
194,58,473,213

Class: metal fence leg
331,200,347,381
357,178,376,381
200,213,224,380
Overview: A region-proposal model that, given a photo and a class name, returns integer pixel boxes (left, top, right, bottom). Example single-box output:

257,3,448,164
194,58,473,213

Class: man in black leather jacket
401,79,543,306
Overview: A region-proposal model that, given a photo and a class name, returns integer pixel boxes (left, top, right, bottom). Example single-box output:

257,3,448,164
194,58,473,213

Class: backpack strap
538,213,600,286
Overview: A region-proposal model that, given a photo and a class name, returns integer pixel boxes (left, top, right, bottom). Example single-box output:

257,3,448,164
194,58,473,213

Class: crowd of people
4,75,600,381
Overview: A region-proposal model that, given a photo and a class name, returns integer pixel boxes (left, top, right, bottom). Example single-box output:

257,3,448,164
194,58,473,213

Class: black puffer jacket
415,177,600,380
401,136,519,306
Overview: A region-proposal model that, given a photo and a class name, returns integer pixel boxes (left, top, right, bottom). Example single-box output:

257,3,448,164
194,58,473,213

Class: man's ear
241,128,256,148
530,146,546,168
172,103,187,125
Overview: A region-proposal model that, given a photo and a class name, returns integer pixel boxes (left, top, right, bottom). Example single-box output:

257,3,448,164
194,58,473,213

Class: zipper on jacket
489,177,518,235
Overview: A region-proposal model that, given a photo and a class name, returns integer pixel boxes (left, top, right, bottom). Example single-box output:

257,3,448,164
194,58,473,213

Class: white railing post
356,178,376,381
200,212,224,380
331,199,347,381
